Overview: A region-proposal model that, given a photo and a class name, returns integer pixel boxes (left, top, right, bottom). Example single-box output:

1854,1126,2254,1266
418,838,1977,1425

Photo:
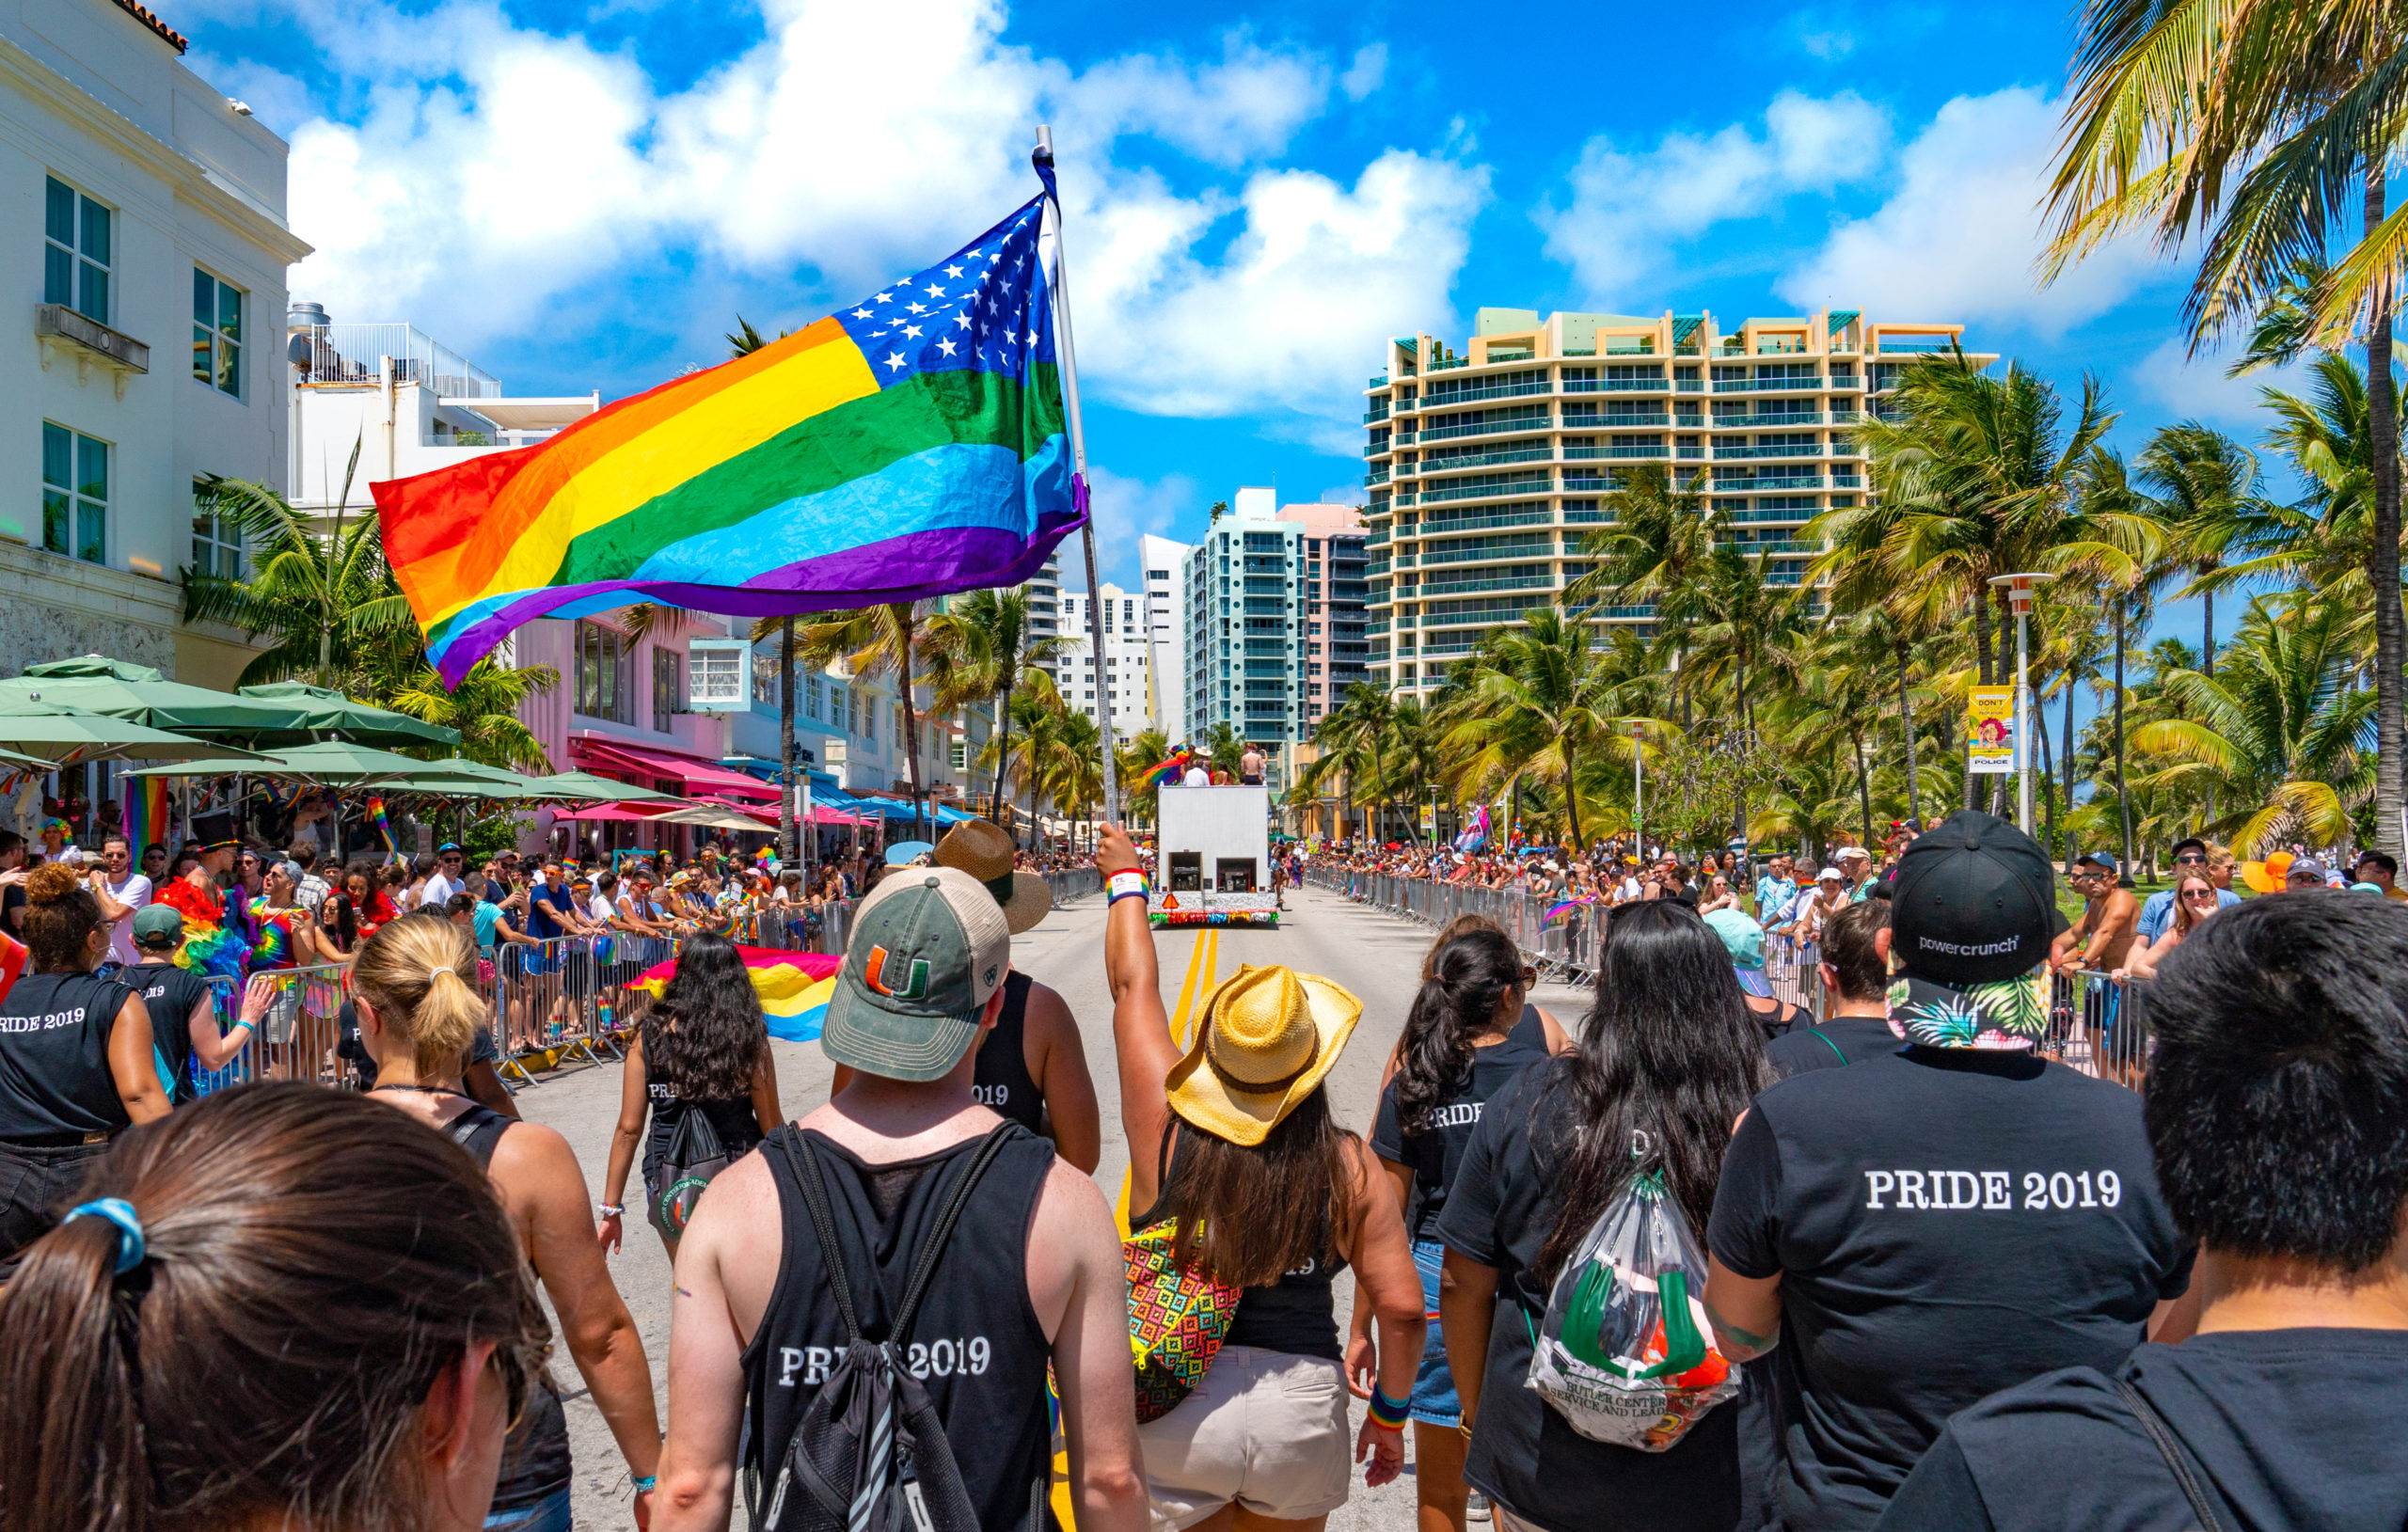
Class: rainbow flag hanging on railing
629,946,841,1042
376,186,1085,685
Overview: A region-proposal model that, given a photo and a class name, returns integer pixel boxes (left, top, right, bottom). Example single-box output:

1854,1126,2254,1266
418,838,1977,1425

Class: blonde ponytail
351,913,489,1079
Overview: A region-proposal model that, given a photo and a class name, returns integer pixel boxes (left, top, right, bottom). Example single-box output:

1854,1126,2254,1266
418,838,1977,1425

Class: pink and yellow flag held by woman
374,187,1085,685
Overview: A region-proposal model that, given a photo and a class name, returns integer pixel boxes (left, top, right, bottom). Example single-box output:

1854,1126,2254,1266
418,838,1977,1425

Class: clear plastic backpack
1524,1151,1740,1452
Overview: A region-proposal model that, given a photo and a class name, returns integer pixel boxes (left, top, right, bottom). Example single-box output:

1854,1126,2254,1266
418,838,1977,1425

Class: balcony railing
1417,417,1550,444
1571,378,1670,393
1417,446,1555,475
293,323,499,396
1719,473,1825,491
1369,373,1390,387
1365,468,1390,486
1590,412,1671,426
1414,572,1558,597
1830,473,1864,488
1419,379,1552,406
1418,507,1557,535
1874,339,1954,354
1417,477,1548,505
1710,411,1822,429
1716,442,1823,460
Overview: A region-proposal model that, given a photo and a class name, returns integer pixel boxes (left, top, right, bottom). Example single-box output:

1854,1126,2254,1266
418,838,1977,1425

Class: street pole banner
1966,686,2016,775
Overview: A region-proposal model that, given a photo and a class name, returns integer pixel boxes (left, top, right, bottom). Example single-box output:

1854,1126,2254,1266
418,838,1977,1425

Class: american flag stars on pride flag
832,196,1057,387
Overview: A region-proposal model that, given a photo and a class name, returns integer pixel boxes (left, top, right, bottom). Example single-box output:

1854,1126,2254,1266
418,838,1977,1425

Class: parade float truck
1151,784,1279,928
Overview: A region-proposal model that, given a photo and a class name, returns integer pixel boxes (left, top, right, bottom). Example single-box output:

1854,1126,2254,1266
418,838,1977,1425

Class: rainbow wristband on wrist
1367,1386,1411,1431
1107,871,1149,905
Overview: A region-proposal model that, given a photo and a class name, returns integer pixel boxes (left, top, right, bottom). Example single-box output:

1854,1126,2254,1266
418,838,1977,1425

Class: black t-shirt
1371,1026,1548,1242
1707,1047,2194,1532
0,971,137,1141
130,963,217,1101
1877,1329,2408,1531
1763,1014,1904,1078
335,999,498,1090
1434,1062,1743,1532
1,883,23,936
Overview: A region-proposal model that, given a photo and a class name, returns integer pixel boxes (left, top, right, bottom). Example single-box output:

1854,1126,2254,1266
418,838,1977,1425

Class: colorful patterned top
156,872,247,989
247,897,305,971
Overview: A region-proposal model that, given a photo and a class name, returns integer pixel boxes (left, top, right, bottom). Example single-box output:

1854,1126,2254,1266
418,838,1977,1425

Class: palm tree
921,588,1069,830
184,445,421,690
977,688,1066,847
1115,726,1174,831
2129,596,2375,854
1434,608,1621,852
2139,421,2259,678
1296,684,1393,843
382,661,556,771
796,604,934,840
2046,2,2408,856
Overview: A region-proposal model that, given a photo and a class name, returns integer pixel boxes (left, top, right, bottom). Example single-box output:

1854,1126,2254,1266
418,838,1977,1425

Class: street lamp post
1632,719,1646,859
1988,573,2054,837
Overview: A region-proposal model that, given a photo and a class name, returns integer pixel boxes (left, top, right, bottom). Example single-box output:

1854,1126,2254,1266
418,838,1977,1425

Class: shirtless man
1239,741,1267,785
2052,851,2140,973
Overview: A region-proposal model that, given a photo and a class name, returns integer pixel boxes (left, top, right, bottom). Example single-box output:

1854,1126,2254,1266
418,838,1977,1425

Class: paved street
516,882,1592,1528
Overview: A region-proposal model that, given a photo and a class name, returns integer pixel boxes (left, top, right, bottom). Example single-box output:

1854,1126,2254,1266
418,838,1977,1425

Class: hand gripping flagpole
1035,125,1123,837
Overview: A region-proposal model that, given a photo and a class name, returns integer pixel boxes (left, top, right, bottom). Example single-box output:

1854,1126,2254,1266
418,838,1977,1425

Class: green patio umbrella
0,656,332,744
125,740,438,783
522,770,677,803
234,682,460,749
0,697,270,766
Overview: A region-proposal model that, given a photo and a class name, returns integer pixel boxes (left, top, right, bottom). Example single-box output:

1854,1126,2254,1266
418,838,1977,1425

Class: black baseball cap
1891,811,2058,986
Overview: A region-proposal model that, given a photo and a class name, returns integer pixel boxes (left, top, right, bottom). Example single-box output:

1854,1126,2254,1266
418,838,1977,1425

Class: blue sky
178,0,2293,620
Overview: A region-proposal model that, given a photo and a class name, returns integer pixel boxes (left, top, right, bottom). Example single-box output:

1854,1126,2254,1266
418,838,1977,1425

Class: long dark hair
0,1082,547,1532
1394,926,1524,1135
1164,1090,1355,1289
1536,901,1770,1278
642,931,767,1099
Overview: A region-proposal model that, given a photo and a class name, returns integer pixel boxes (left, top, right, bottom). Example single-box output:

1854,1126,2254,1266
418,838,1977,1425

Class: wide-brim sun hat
1167,963,1362,1146
2240,850,2294,895
931,818,1052,933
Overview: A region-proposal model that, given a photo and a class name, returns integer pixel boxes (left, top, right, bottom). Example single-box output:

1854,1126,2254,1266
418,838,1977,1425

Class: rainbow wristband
1107,872,1149,905
1367,1386,1411,1431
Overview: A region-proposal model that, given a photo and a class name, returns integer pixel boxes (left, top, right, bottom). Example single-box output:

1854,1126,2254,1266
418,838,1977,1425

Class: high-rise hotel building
1363,307,1991,697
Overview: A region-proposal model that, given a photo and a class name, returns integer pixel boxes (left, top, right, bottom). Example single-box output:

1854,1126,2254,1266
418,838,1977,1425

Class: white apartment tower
1059,582,1149,743
1138,532,1192,736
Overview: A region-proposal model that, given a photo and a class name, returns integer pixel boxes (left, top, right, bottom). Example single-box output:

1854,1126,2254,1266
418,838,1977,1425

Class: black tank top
130,965,214,1104
973,972,1044,1132
0,971,136,1144
741,1124,1058,1531
426,1094,574,1513
1506,1002,1549,1053
1133,1124,1348,1362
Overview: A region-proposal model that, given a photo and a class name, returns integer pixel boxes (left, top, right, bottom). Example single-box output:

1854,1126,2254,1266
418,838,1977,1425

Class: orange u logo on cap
862,945,930,1000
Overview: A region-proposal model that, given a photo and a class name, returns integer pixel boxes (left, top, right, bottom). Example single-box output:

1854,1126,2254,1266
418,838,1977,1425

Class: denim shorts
484,1488,572,1532
1409,1236,1461,1427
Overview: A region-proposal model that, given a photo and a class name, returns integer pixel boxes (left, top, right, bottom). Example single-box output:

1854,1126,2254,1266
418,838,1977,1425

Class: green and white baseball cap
823,866,1011,1082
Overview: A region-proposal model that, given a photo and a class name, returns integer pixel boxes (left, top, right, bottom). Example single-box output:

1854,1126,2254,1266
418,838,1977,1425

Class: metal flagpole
1632,720,1645,861
1035,124,1122,832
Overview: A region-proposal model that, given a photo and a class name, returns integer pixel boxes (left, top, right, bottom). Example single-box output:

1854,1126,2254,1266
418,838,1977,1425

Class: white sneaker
1466,1491,1492,1523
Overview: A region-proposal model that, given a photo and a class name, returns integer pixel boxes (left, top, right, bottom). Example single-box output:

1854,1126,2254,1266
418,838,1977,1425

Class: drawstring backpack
1525,1131,1741,1450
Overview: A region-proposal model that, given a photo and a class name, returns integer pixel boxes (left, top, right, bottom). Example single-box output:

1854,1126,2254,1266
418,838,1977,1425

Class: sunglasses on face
2174,854,2207,866
2182,888,2219,902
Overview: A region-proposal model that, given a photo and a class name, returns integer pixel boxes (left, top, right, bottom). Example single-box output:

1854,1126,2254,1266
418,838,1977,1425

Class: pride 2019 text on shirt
1864,1169,2126,1210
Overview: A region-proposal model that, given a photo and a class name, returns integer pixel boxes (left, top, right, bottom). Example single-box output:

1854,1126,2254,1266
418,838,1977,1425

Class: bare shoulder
1024,978,1080,1034
1031,1154,1115,1239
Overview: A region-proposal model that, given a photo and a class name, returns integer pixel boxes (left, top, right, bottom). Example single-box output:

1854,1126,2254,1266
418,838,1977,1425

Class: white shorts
1136,1344,1352,1528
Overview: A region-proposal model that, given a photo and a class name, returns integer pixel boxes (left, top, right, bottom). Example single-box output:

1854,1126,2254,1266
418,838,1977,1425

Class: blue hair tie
63,1198,146,1274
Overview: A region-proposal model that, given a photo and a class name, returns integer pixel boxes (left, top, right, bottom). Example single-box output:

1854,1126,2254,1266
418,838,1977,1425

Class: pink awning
549,801,676,823
567,737,777,801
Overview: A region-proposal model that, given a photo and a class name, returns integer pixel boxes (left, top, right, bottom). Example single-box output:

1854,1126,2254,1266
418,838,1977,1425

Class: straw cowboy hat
932,818,1054,934
1167,964,1362,1146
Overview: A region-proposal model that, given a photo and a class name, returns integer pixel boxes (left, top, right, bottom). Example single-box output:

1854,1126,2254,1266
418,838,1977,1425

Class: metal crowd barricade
189,962,355,1096
2044,970,2149,1084
1765,933,1823,1019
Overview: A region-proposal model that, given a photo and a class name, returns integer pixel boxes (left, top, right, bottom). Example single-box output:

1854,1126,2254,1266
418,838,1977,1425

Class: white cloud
1077,150,1490,446
254,0,1472,437
1339,42,1387,103
2129,338,2305,429
1314,482,1370,506
1778,87,2172,334
1538,90,1889,301
1080,466,1197,586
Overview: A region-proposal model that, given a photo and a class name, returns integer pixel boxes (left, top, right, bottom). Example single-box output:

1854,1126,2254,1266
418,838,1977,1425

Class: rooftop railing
292,324,499,397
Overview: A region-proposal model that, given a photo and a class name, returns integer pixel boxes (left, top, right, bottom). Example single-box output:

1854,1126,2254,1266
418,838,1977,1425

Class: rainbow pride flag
123,776,170,856
630,946,841,1042
376,188,1084,684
